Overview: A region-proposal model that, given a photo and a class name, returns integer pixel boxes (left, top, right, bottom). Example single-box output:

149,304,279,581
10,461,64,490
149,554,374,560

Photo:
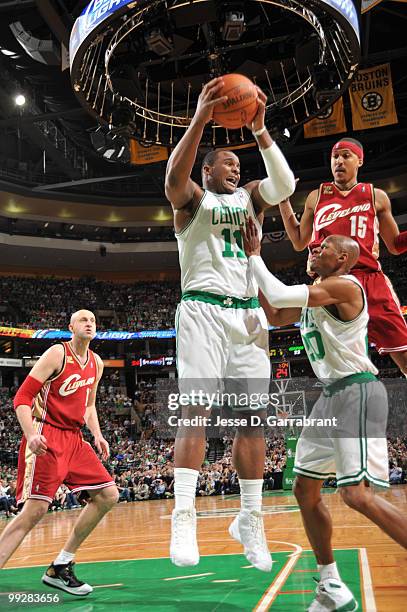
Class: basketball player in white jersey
242,219,407,611
165,77,296,569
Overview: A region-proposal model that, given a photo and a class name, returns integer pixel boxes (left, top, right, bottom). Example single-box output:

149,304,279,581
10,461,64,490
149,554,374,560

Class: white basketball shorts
294,377,389,488
176,293,270,410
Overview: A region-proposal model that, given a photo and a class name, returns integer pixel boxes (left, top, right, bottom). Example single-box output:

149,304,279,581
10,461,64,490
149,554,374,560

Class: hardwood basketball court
1,486,406,611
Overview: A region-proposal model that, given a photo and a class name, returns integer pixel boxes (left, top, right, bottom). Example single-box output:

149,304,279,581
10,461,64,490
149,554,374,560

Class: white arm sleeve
250,256,309,308
258,142,296,205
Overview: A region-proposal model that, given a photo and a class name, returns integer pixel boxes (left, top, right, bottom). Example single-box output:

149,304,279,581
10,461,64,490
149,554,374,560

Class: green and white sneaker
308,578,358,611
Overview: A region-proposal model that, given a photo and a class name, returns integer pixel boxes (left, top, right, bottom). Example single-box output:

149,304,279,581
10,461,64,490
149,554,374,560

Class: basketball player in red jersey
0,310,119,596
278,138,407,374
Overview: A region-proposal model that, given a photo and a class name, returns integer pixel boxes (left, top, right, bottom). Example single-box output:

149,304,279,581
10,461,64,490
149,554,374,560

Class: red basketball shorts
16,421,115,505
352,269,407,354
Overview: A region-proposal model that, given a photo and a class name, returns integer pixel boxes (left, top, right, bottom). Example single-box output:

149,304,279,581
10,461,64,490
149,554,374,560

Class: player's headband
332,140,364,161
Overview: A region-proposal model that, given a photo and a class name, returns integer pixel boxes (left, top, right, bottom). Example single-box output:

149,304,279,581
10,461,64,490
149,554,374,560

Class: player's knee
340,485,370,513
95,486,119,509
293,476,319,505
21,501,48,527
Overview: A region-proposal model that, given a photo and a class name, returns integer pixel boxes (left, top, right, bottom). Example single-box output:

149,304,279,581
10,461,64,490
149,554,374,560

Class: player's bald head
70,309,96,326
325,235,360,271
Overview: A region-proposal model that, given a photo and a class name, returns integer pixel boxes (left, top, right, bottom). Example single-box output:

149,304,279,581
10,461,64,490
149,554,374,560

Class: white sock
318,562,341,581
174,468,199,510
239,479,263,512
54,550,75,566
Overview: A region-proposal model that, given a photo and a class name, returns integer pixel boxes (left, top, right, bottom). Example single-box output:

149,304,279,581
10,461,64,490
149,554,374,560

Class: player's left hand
246,86,267,133
94,435,110,460
241,217,261,257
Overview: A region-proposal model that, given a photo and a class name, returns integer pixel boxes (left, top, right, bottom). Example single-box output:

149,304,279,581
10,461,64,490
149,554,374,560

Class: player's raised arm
375,188,407,255
278,190,317,251
13,344,64,455
244,87,296,213
242,217,309,309
258,290,302,328
242,218,361,310
165,77,227,210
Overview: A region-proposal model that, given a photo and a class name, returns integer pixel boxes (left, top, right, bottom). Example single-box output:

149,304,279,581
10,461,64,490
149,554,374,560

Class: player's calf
340,481,407,548
0,499,49,569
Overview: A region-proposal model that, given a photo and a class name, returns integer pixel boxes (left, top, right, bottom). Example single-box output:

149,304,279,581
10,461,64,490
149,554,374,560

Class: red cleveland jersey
32,342,98,430
311,182,380,272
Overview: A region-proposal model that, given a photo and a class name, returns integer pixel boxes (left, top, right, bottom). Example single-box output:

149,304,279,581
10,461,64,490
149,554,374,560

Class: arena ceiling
0,1,405,231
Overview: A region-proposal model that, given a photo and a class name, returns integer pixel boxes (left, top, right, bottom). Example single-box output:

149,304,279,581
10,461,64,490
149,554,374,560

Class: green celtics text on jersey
176,188,260,298
300,275,378,380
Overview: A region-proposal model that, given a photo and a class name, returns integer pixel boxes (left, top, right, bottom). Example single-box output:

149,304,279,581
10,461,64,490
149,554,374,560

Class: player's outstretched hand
193,77,227,126
246,86,266,132
241,217,261,257
94,435,110,461
27,433,47,456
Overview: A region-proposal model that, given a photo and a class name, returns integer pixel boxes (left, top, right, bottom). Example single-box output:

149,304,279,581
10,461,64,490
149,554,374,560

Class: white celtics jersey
300,275,378,380
176,188,260,298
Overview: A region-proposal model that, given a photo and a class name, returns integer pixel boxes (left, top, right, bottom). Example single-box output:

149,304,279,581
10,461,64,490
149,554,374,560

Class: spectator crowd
0,277,180,331
0,255,404,332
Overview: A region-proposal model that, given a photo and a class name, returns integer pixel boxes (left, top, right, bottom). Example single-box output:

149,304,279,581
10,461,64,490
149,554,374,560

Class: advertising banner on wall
0,358,23,367
132,356,175,367
0,326,35,339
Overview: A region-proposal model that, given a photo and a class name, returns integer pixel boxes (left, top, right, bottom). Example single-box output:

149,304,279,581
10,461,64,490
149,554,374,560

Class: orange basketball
213,74,258,130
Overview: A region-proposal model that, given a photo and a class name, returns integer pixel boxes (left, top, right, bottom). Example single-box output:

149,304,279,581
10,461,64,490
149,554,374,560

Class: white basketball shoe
229,509,272,572
170,508,200,567
308,577,358,611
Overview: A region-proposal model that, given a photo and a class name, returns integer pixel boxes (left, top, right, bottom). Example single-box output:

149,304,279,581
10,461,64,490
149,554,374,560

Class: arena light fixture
90,125,130,163
70,0,361,150
14,94,26,107
1,48,16,56
222,11,245,42
144,29,173,56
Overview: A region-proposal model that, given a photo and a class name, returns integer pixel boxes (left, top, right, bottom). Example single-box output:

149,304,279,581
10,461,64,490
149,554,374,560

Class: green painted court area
1,550,362,611
271,549,362,611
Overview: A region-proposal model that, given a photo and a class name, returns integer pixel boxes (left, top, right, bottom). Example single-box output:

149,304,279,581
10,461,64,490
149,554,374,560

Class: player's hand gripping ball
212,74,258,130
